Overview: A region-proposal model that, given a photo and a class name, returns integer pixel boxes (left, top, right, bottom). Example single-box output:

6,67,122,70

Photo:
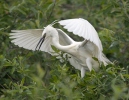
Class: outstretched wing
10,29,57,54
58,18,103,51
10,29,43,51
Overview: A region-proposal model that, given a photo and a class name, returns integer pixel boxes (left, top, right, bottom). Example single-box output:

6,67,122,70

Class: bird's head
42,25,57,37
35,25,57,50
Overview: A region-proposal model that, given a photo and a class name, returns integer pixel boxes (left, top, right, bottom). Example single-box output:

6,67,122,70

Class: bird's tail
101,53,112,66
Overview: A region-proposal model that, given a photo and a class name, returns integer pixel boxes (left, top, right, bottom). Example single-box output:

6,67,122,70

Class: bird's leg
81,67,86,78
80,40,88,47
86,57,92,71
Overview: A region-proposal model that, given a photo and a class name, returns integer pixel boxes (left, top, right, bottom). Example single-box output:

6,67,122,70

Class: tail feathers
101,53,112,66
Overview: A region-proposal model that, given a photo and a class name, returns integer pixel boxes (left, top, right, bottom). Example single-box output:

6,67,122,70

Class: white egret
10,18,112,78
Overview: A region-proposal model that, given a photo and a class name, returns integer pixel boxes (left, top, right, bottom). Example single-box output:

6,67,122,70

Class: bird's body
10,18,112,78
45,25,99,73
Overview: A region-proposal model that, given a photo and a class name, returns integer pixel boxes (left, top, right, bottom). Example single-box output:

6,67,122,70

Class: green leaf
51,45,60,53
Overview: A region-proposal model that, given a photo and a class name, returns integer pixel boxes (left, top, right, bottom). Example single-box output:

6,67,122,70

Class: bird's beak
35,33,46,51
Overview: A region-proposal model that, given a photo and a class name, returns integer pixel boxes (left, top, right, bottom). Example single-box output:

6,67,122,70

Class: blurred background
0,0,129,100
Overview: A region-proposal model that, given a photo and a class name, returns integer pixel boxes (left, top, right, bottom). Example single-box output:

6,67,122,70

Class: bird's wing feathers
58,18,103,51
56,29,74,45
10,29,54,54
10,29,43,51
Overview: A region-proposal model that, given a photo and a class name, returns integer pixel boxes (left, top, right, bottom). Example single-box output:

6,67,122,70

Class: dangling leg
86,57,92,71
81,67,86,78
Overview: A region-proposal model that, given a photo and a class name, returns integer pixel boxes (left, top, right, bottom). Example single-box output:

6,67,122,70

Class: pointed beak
35,33,46,51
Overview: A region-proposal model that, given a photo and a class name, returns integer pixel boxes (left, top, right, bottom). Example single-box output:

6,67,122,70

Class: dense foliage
0,0,129,100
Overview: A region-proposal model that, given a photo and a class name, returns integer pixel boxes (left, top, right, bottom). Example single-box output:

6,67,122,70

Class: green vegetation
0,0,129,100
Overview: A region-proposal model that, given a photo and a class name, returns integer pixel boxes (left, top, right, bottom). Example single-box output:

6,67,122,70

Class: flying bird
10,18,112,78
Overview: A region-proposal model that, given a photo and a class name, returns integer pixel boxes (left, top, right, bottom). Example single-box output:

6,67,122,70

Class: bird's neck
52,36,75,52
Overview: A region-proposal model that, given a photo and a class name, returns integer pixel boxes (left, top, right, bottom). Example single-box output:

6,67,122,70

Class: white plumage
59,18,102,51
10,18,112,78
